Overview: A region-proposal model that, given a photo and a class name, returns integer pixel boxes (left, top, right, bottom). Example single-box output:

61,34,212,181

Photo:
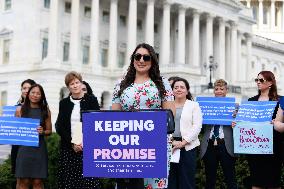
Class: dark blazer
248,94,283,154
55,94,100,148
200,125,234,158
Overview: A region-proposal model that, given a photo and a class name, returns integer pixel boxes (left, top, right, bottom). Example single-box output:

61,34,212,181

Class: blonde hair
214,79,228,88
64,71,82,86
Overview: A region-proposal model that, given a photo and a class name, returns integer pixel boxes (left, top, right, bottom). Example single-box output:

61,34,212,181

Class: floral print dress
112,77,174,189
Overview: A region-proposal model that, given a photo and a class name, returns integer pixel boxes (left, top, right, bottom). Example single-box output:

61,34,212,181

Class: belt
208,138,225,146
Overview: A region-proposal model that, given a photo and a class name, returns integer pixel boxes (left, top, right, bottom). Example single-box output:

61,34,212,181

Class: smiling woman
112,43,175,189
15,84,52,189
55,71,101,189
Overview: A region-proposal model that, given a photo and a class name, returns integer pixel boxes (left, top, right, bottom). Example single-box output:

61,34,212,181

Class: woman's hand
37,126,44,135
273,119,284,132
231,121,237,128
73,143,83,153
172,140,187,152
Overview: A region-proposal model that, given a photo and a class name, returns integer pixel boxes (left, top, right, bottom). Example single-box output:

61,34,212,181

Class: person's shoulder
84,94,98,101
248,95,259,101
161,76,170,85
60,96,71,104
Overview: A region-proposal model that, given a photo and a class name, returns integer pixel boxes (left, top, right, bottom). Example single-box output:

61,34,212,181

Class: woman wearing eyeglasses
247,71,282,189
112,43,175,189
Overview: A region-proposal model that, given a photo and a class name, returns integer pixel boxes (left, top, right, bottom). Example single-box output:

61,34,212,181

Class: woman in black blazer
247,71,282,189
56,71,101,189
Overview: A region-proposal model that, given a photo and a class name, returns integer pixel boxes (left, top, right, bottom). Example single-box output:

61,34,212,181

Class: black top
248,94,284,148
55,94,100,148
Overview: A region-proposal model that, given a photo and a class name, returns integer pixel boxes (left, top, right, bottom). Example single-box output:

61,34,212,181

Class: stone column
46,0,59,63
70,0,80,67
90,0,100,69
126,0,137,65
160,1,171,65
177,6,186,65
108,0,118,70
237,32,243,81
259,0,263,29
225,27,231,81
218,17,225,79
271,0,276,30
145,0,155,46
282,2,284,31
230,22,237,83
245,33,252,81
191,10,200,67
206,14,214,63
247,0,251,8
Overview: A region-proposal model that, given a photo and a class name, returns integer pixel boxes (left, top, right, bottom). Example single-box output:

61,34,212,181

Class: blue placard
0,116,39,146
235,101,277,122
82,111,167,178
196,97,236,125
2,106,17,117
233,121,273,154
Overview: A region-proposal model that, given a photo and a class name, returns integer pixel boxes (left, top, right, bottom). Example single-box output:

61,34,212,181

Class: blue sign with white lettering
2,106,17,117
82,111,167,178
235,101,277,122
0,116,39,146
196,97,236,125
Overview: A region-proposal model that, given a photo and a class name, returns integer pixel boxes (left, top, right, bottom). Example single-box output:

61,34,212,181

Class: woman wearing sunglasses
112,43,175,189
247,71,282,189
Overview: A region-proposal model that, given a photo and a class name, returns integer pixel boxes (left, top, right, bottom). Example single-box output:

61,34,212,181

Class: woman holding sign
168,77,202,189
248,71,282,189
112,43,175,189
55,71,101,189
15,84,52,189
11,79,36,189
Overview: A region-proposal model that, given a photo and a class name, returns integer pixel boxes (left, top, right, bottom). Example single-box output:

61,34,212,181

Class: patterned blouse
112,77,174,110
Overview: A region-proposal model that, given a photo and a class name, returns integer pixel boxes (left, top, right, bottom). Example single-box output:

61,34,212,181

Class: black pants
168,147,197,189
116,178,144,189
202,140,237,189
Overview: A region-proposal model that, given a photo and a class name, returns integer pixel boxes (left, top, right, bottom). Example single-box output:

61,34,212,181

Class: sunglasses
254,78,266,83
133,53,151,62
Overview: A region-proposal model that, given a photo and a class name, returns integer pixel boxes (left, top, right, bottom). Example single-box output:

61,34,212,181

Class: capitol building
0,0,284,118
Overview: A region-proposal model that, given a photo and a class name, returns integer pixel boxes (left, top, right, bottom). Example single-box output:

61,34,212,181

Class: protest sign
0,116,39,146
235,101,277,122
196,97,236,125
82,111,167,178
2,106,17,117
234,121,273,154
233,101,276,154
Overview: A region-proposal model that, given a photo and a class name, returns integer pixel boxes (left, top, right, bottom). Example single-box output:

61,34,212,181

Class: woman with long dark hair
15,84,52,189
11,79,36,189
112,43,175,189
168,77,202,189
247,71,282,189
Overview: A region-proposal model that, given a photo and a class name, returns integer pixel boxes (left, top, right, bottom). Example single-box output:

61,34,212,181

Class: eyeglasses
254,78,266,83
133,53,151,62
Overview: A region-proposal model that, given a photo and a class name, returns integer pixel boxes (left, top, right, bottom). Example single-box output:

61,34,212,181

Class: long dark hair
21,84,49,125
258,71,278,101
19,79,36,104
118,43,166,98
82,81,93,95
171,77,193,101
